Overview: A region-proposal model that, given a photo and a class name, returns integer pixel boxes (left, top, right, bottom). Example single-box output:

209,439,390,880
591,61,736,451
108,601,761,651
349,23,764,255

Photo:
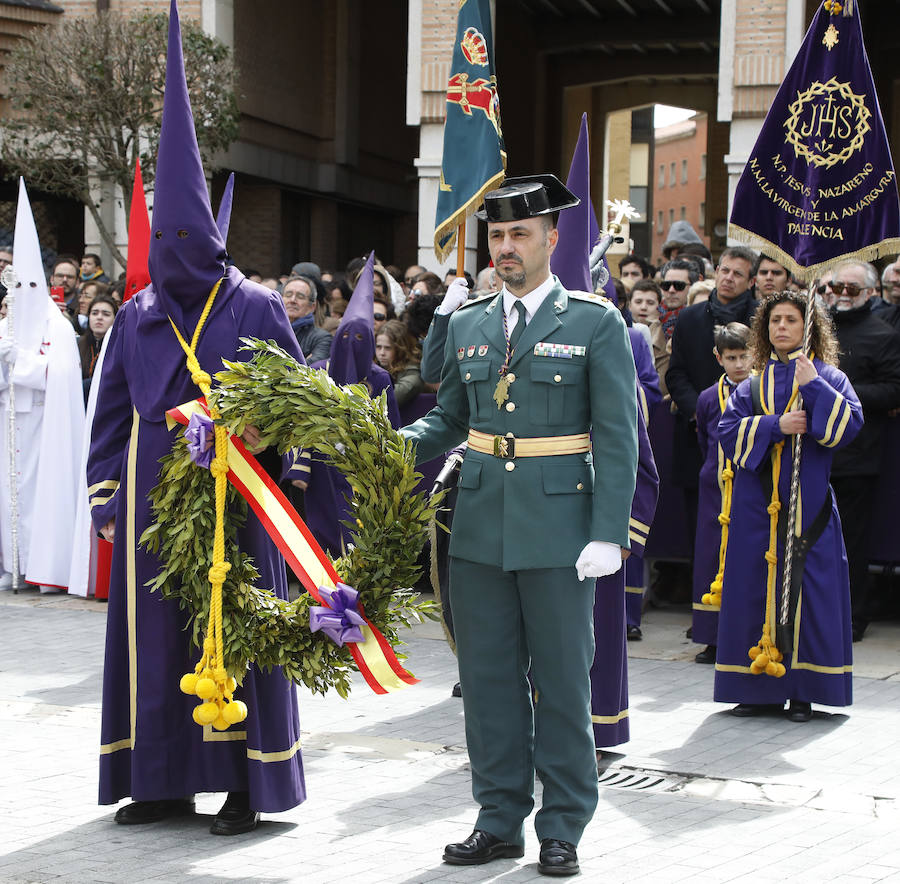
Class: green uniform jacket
402,279,638,571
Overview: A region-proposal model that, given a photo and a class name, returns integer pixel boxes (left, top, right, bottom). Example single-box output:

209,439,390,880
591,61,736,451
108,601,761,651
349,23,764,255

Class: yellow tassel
195,677,217,700
708,377,735,612
223,700,248,724
747,380,800,678
180,673,199,695
196,702,220,725
169,278,246,728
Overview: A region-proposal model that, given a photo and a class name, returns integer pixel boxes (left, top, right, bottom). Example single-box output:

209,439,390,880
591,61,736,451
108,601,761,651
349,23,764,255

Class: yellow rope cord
701,375,733,611
171,279,247,728
747,366,801,678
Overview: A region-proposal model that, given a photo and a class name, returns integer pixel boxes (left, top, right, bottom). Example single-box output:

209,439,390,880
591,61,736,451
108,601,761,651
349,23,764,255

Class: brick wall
419,0,459,123
732,0,788,117
225,182,281,276
651,115,712,262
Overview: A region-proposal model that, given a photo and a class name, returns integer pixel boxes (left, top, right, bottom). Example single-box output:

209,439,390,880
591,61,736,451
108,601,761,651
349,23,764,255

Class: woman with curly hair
375,319,424,407
714,291,862,722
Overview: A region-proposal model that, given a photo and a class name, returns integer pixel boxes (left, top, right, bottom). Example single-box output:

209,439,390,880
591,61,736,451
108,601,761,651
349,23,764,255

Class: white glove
575,541,622,581
435,277,470,315
0,339,17,365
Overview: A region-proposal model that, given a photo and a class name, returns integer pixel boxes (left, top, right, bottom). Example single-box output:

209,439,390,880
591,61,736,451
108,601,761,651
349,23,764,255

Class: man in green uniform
402,175,638,877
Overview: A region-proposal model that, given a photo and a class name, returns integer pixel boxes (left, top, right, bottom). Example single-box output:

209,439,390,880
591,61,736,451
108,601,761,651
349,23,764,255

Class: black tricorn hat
474,174,580,223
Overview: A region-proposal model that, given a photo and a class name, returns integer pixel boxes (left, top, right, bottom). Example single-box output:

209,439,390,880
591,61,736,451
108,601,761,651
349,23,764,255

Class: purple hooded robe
591,391,659,748
714,356,862,707
86,1,305,812
302,253,400,556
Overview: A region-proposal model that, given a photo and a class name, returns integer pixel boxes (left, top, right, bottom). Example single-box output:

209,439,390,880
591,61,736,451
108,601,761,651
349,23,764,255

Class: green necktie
508,300,527,351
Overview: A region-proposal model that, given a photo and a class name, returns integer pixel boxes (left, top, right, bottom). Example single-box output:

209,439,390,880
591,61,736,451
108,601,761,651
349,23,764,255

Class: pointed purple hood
329,251,375,385
216,172,235,242
551,113,596,292
148,0,226,327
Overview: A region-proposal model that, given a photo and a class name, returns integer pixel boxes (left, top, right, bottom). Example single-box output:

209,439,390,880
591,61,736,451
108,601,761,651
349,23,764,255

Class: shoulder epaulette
567,290,614,308
457,292,498,310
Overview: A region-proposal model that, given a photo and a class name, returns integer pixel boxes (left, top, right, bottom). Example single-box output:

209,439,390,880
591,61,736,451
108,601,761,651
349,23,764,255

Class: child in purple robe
714,292,862,722
691,322,752,664
87,0,305,835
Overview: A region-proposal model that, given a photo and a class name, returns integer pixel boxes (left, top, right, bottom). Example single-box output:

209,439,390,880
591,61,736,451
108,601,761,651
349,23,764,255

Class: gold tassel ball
180,672,199,695
196,701,220,725
223,700,248,724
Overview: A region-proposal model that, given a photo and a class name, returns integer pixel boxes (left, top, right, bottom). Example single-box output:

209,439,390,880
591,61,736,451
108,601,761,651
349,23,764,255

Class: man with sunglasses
824,260,900,642
373,295,393,333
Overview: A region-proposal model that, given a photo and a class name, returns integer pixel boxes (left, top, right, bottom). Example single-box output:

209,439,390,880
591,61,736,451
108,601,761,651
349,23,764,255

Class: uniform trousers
450,557,599,847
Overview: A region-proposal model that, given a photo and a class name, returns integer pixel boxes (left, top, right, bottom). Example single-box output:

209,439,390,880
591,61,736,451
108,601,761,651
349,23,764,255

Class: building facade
651,114,712,264
1,0,898,277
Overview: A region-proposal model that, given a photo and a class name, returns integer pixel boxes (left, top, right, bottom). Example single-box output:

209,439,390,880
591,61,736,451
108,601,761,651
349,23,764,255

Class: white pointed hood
9,178,53,353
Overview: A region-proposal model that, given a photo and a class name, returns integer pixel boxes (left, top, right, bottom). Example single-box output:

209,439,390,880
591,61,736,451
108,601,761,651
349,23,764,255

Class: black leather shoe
114,798,195,824
443,829,524,865
451,682,462,698
626,624,642,641
730,703,784,717
538,839,579,876
787,700,813,722
210,791,260,836
852,621,867,642
695,645,716,664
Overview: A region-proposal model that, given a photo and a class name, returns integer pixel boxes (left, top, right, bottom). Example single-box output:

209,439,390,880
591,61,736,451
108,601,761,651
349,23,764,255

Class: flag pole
2,266,20,593
776,279,817,653
456,218,466,278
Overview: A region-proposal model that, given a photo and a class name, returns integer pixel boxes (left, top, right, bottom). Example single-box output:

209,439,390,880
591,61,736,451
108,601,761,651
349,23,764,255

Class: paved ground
2,588,900,884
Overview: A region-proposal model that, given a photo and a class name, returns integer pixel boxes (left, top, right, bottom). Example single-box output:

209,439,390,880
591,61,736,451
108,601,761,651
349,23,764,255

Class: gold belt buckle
493,433,515,458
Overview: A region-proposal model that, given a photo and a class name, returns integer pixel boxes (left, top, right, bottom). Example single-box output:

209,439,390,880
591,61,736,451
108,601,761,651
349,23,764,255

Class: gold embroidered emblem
784,77,871,168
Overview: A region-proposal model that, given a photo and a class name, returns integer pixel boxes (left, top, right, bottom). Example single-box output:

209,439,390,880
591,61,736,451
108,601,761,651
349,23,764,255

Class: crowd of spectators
2,228,900,645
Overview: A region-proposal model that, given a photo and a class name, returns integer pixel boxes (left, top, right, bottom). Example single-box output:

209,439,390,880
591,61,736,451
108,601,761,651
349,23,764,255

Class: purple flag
552,114,594,292
551,113,618,299
729,1,900,280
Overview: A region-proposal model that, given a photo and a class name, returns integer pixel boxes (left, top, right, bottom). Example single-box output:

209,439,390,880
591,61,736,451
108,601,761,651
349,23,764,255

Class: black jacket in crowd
294,323,333,364
665,290,758,487
830,300,900,477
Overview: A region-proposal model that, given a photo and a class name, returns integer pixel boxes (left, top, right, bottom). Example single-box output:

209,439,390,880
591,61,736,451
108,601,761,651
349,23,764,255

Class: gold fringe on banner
728,223,900,285
433,165,507,264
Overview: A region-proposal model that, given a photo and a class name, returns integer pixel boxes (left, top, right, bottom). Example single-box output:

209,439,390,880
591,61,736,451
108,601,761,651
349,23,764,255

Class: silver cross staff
590,198,642,292
604,198,641,237
2,264,21,593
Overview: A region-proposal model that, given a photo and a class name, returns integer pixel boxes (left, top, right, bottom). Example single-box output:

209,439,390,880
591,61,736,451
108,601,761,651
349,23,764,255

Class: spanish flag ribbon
166,398,418,695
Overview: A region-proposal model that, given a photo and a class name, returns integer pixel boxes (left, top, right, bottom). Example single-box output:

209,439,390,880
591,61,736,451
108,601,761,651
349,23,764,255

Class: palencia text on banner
729,0,900,281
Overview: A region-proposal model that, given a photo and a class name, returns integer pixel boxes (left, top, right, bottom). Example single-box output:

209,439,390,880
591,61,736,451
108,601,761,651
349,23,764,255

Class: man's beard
496,263,526,288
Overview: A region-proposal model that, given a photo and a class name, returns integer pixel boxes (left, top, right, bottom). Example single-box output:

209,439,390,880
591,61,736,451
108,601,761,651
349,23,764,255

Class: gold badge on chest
493,371,515,409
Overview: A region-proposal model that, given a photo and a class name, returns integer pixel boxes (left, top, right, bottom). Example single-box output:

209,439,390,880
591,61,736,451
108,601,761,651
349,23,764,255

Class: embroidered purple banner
729,1,900,281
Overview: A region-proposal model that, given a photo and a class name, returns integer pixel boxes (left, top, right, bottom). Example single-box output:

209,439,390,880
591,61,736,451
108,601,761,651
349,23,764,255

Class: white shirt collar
502,273,556,324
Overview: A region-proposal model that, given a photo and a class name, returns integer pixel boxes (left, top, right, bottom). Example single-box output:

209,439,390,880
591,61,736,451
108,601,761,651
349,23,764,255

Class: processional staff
1,265,21,594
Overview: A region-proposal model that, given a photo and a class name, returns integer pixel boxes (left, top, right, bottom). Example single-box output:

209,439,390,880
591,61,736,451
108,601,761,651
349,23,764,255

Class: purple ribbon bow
184,412,215,469
309,583,366,647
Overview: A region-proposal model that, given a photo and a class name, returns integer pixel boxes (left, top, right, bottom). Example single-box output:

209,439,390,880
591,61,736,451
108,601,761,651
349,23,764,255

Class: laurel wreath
140,338,440,698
